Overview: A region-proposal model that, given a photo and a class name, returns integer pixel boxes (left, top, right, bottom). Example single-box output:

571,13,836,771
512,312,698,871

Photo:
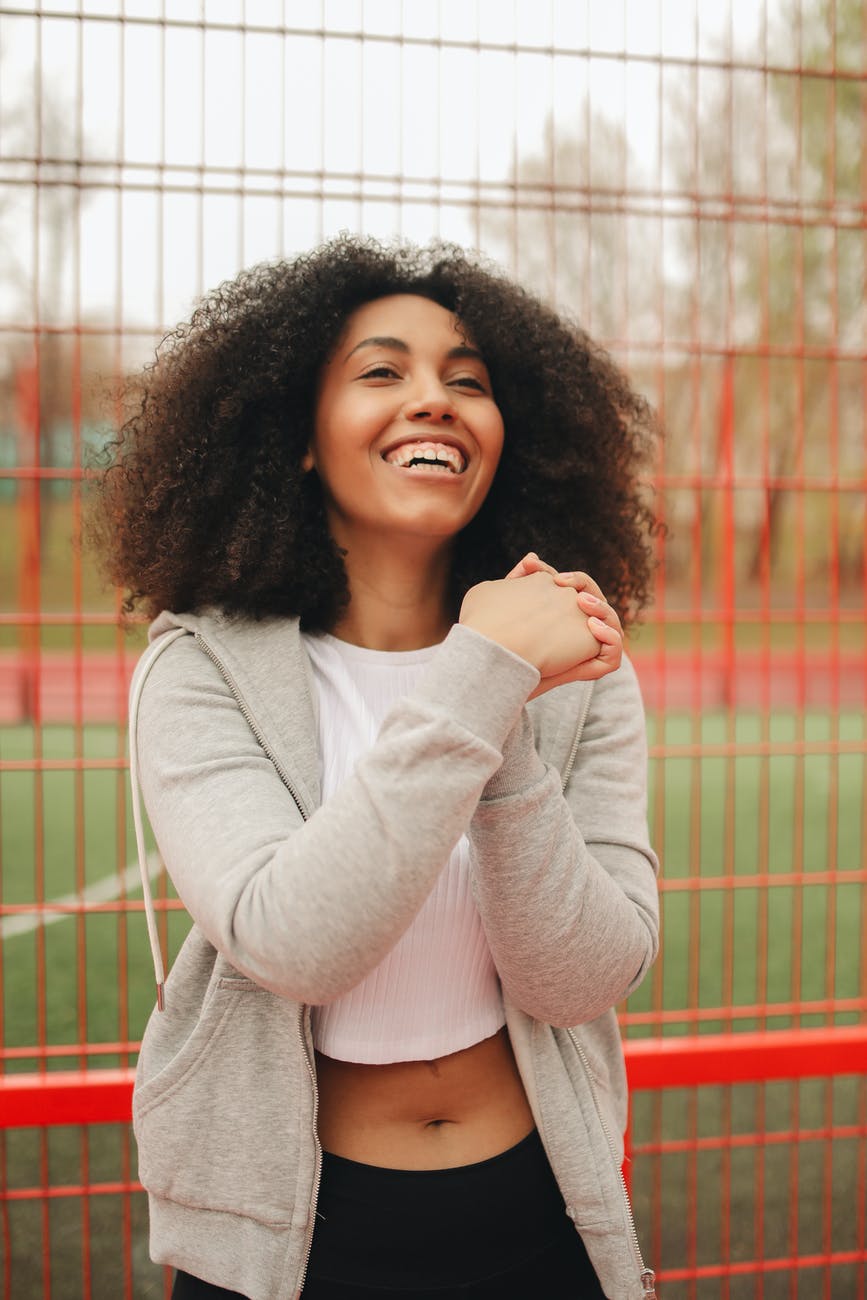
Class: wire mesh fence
0,1,865,1296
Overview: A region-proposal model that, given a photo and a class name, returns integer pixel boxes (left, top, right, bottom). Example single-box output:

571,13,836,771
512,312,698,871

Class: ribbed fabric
302,632,505,1064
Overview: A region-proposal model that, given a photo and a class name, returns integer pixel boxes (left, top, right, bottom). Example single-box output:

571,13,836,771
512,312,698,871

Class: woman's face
307,294,504,554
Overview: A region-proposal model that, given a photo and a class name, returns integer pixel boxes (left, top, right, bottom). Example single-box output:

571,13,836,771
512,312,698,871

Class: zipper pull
641,1268,657,1297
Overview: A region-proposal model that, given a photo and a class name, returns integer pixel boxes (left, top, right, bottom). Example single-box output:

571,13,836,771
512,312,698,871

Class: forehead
339,294,463,346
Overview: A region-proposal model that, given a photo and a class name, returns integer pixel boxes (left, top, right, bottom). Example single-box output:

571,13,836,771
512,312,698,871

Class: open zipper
294,1006,323,1299
561,687,656,1297
559,684,593,794
567,1031,656,1297
193,632,308,825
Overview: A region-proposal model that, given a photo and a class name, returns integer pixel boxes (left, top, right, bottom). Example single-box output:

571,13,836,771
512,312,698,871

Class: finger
503,552,537,579
588,615,621,652
557,616,622,679
575,588,623,635
553,570,605,601
581,618,623,678
522,554,558,576
504,552,558,580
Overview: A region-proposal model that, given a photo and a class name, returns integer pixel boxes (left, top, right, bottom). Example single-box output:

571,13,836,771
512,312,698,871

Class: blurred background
0,1,865,1296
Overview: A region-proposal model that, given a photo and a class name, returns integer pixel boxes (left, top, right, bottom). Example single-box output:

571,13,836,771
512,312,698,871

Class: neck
330,534,454,651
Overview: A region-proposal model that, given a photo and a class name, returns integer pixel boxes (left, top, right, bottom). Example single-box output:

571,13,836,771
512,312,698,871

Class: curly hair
90,233,660,631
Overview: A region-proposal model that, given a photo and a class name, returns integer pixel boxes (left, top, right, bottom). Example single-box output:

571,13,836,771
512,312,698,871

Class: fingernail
580,592,601,606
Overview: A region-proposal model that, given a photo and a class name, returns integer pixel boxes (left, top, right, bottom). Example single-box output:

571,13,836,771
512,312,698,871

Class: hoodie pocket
134,979,305,1225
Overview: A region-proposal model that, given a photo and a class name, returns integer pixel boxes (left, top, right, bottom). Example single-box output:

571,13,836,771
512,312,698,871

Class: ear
301,446,315,472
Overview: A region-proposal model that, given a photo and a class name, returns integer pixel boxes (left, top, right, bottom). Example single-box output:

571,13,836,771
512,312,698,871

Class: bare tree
664,0,866,587
0,39,107,485
479,105,661,346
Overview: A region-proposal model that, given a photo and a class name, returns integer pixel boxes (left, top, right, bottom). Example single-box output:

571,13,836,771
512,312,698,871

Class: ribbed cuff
481,709,547,799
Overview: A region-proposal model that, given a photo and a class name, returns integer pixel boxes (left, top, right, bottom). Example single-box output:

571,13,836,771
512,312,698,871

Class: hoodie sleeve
467,655,660,1027
134,622,540,1004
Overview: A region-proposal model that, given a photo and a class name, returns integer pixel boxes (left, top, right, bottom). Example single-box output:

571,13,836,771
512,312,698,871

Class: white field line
1,854,164,940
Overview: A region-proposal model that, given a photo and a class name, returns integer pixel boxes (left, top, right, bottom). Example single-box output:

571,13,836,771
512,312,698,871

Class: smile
382,440,467,475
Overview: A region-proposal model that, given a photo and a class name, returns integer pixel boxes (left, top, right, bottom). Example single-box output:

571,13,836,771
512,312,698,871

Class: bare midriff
314,1026,535,1170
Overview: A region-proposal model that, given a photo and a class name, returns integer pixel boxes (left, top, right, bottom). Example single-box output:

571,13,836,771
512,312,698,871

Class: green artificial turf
1,713,864,1298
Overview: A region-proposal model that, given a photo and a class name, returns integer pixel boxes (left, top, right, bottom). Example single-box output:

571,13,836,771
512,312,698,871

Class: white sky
0,0,778,348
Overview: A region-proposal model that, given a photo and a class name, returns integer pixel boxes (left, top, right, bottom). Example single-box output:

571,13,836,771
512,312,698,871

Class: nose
403,391,457,425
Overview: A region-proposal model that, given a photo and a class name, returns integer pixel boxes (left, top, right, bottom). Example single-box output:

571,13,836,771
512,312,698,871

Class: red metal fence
1,3,865,1297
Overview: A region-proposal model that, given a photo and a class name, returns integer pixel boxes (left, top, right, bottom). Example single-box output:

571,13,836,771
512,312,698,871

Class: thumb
504,552,557,579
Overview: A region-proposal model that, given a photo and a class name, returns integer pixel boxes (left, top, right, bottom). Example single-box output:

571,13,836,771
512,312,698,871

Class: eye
449,375,487,393
359,363,400,380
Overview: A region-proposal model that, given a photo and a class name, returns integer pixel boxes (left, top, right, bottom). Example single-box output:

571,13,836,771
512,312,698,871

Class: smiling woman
89,235,658,632
305,295,505,647
311,296,503,520
88,235,661,1299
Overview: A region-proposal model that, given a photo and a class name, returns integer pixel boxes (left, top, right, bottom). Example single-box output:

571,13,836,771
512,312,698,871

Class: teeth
383,441,466,474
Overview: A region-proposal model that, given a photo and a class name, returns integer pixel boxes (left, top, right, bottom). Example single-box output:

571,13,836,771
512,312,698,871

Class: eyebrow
344,336,485,364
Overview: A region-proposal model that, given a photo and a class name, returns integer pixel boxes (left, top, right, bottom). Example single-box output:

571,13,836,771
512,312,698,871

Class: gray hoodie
129,610,659,1299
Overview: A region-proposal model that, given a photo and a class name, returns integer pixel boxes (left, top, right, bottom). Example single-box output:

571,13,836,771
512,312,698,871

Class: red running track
0,649,864,724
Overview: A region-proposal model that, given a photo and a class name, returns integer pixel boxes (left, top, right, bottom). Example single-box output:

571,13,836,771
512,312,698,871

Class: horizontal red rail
633,1122,867,1157
661,1249,867,1282
622,1025,867,1089
1,1067,135,1127
3,1180,141,1202
3,1026,866,1130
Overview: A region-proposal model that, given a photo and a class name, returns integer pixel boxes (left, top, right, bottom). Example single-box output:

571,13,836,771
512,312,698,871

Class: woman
93,236,660,1299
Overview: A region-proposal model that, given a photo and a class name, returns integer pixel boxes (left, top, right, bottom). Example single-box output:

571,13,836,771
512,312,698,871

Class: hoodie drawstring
128,626,189,1012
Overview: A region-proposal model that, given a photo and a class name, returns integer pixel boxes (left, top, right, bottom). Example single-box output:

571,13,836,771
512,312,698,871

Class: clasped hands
459,553,623,699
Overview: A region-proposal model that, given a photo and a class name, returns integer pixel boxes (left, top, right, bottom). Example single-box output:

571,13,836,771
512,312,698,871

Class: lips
381,439,468,475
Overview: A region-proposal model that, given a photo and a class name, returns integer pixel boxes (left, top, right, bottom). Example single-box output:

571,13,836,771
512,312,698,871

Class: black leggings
172,1130,607,1298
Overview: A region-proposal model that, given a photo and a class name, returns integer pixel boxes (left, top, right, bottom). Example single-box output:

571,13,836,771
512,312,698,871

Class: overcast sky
1,0,778,350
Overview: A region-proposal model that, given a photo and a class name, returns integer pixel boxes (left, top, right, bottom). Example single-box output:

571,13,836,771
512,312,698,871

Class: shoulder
132,609,306,727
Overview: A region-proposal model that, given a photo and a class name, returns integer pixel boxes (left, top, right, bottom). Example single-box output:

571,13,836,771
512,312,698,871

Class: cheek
478,422,505,496
487,417,506,471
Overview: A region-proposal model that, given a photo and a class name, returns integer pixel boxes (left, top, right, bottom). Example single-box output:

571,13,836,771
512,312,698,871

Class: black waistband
307,1128,575,1289
320,1126,543,1184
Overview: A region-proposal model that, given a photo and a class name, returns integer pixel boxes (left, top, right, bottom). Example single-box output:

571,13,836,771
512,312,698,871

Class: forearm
470,773,658,1024
137,623,540,1003
468,664,659,1026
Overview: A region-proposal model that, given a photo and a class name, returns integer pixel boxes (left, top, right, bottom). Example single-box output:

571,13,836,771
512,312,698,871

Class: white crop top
301,632,505,1064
